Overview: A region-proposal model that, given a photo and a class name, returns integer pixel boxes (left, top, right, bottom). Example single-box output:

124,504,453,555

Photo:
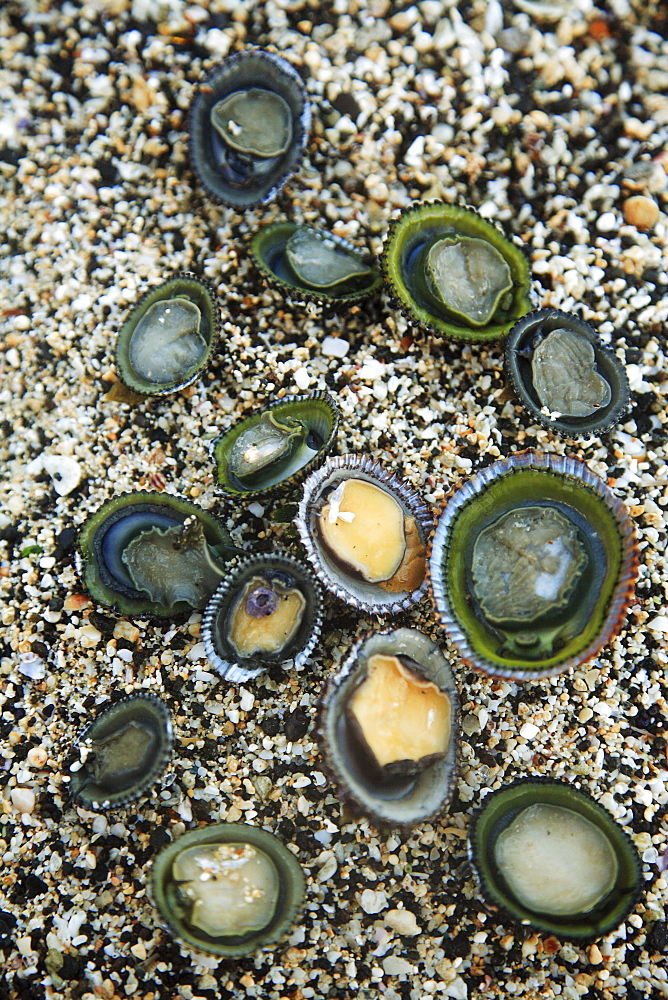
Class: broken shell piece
151,823,306,957
318,627,460,828
296,455,432,614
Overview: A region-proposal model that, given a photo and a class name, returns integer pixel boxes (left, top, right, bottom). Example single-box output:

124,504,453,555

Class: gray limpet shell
115,273,219,396
318,627,460,828
469,778,641,941
295,454,433,614
212,392,340,500
151,822,306,957
504,308,631,435
250,221,383,304
69,693,173,809
201,551,324,682
189,49,311,209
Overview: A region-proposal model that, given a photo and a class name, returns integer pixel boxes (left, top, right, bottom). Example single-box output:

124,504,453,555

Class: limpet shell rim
188,49,311,210
115,272,220,397
150,822,306,957
76,490,237,619
317,626,461,829
504,308,631,436
381,201,532,343
212,391,341,500
428,450,639,680
69,692,174,809
249,221,383,305
295,453,434,614
468,777,641,941
201,549,325,683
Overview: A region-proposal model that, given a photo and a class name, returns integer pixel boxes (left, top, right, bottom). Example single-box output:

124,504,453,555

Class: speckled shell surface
296,454,433,614
428,451,639,680
318,627,460,829
469,778,641,941
151,822,306,957
189,50,311,209
504,308,631,435
201,550,324,682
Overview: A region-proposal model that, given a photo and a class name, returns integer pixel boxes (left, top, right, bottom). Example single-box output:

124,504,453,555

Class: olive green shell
151,822,306,957
115,273,219,396
382,202,532,342
469,778,641,941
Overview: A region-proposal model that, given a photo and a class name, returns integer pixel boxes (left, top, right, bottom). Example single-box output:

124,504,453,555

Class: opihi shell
318,627,460,828
382,202,531,342
504,308,631,435
189,49,311,209
469,778,641,940
201,552,324,682
77,491,237,618
429,451,638,680
69,693,173,809
250,221,382,304
151,822,306,957
115,274,218,396
213,392,340,500
296,454,433,614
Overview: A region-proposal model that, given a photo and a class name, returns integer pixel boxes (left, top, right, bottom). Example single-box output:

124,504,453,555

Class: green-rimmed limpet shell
250,222,382,303
318,627,460,829
151,822,306,957
69,693,173,809
469,778,641,940
504,308,631,435
115,274,218,396
77,491,238,618
382,202,531,342
201,552,324,682
296,454,433,615
213,392,340,500
428,450,638,680
189,50,311,209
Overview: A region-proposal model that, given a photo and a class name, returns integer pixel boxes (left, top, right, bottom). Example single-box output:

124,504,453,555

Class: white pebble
382,956,414,976
596,212,617,233
360,888,387,914
317,853,338,882
239,688,255,712
41,455,82,496
294,367,311,390
648,616,668,633
11,787,36,814
27,747,48,768
248,501,265,518
321,336,350,359
519,722,540,740
385,908,420,936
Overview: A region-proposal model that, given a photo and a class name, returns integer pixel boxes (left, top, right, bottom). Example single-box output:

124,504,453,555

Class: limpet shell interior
504,308,631,436
469,778,641,941
429,451,638,680
151,822,306,957
296,454,433,614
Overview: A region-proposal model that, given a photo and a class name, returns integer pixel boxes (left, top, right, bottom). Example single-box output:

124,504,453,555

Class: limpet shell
151,822,306,957
429,451,638,680
469,778,641,940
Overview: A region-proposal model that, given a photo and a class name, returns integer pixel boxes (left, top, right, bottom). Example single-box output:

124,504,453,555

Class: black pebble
261,715,280,737
284,708,309,741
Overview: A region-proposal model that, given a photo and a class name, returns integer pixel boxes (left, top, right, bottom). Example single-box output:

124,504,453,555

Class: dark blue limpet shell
201,551,324,682
77,491,238,618
504,308,631,436
382,202,532,342
469,778,641,941
428,450,639,681
115,274,219,396
250,221,383,304
318,627,460,829
189,50,311,209
151,822,306,957
69,693,173,809
213,392,340,500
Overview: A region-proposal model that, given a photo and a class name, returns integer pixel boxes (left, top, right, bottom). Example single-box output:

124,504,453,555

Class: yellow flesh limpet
318,479,406,583
228,576,305,658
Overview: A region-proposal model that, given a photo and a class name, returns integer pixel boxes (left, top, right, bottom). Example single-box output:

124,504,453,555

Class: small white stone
41,454,82,496
519,722,540,740
321,336,350,359
239,688,255,712
648,616,668,633
360,888,387,914
248,501,265,518
11,787,36,814
596,212,617,233
382,956,414,976
317,853,338,882
27,747,48,768
385,908,420,936
294,367,311,390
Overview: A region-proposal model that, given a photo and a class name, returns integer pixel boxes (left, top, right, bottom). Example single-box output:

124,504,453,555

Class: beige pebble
27,747,48,768
589,943,603,965
11,787,36,814
130,941,147,961
113,621,140,643
623,196,659,230
385,908,420,936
